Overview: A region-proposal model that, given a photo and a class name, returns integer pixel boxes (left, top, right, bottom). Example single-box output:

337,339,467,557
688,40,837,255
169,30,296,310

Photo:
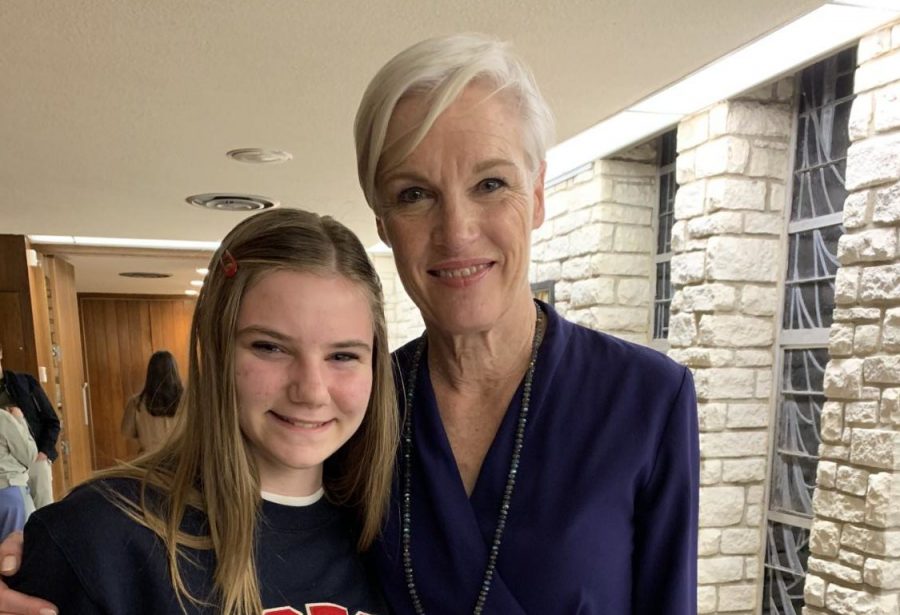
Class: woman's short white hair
354,32,556,212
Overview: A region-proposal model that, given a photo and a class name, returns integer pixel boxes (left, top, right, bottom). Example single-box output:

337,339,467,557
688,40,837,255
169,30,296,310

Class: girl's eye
251,341,283,354
477,178,506,193
330,352,361,363
396,186,429,204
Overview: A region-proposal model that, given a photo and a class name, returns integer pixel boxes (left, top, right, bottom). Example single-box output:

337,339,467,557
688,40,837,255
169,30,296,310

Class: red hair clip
221,249,238,278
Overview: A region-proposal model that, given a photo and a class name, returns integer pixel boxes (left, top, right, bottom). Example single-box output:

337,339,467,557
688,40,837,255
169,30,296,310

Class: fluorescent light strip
28,235,220,251
545,1,900,182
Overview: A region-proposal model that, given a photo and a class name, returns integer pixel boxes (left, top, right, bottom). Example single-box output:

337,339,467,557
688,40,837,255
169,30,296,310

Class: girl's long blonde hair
97,208,398,615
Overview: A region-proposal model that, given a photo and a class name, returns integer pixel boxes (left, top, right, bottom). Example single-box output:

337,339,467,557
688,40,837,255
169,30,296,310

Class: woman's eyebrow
472,158,517,174
235,325,291,341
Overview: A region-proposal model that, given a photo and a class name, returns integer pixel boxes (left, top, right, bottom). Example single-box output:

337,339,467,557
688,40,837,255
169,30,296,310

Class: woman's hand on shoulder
0,532,57,615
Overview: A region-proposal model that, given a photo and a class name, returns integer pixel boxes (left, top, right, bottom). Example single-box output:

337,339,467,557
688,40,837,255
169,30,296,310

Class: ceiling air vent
186,193,279,212
118,272,172,279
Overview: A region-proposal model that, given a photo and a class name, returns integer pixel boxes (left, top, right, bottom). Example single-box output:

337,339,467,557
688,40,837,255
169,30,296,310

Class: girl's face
233,269,374,497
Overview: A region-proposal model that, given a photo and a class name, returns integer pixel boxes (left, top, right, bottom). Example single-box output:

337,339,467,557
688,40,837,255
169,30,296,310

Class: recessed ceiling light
186,193,279,212
190,280,204,287
226,148,293,164
184,289,200,296
196,267,209,275
118,272,173,279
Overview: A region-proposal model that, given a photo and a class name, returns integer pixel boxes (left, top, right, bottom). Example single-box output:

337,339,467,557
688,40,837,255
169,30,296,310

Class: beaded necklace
400,302,546,615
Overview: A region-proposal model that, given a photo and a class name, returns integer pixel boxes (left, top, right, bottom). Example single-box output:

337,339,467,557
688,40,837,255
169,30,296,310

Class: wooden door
45,257,93,490
79,296,193,469
0,292,27,370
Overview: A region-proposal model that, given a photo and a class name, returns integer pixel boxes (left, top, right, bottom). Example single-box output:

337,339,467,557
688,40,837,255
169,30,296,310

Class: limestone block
591,203,652,225
860,262,900,301
743,212,783,235
747,141,791,179
568,223,615,256
833,307,883,323
697,556,743,583
852,429,898,471
810,519,842,557
564,175,608,211
830,323,855,357
675,149,696,185
838,228,898,264
670,219,688,252
808,556,863,584
678,112,709,150
835,267,860,306
840,549,866,570
768,182,786,214
843,191,871,229
745,504,763,527
667,347,733,368
612,181,657,207
859,29,892,63
532,261,561,283
864,559,900,589
819,443,851,461
561,256,590,280
700,431,768,458
747,485,764,505
866,472,896,528
740,285,777,316
553,208,591,236
726,403,769,428
570,278,616,308
698,528,721,555
721,458,767,483
597,160,656,178
613,224,654,253
818,461,837,489
671,251,706,285
804,574,826,608
840,524,877,554
616,278,649,306
845,401,879,426
824,584,899,615
697,585,717,614
687,211,743,238
846,133,900,191
708,103,729,137
855,48,900,92
694,368,758,401
668,313,698,347
705,177,768,212
700,459,722,485
699,403,728,432
849,92,873,141
873,181,900,224
717,584,757,612
756,368,773,398
589,253,653,277
733,350,773,367
589,306,649,333
698,314,774,347
698,486,745,526
864,356,900,385
820,401,844,443
723,101,792,137
837,465,870,497
875,81,900,133
884,309,900,352
541,235,570,262
706,236,779,282
884,388,900,426
677,283,737,312
854,324,882,355
745,554,759,579
695,137,750,178
813,488,867,523
720,528,760,555
823,358,864,400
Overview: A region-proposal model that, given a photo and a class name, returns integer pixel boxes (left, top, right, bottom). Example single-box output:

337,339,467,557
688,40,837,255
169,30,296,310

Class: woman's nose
434,192,478,249
287,360,330,406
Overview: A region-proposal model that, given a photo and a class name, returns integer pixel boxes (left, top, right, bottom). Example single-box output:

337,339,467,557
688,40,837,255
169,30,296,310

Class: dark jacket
1,370,59,461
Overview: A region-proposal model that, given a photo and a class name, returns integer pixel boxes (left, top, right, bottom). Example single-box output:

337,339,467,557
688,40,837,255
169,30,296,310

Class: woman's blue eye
478,178,506,192
330,352,360,362
251,341,282,353
397,187,428,204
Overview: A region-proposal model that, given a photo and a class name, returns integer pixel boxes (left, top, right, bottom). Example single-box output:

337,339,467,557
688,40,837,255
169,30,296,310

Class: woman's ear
532,161,546,230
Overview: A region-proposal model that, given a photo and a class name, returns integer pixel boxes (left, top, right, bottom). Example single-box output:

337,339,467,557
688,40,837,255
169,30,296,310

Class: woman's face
376,82,545,335
233,269,374,496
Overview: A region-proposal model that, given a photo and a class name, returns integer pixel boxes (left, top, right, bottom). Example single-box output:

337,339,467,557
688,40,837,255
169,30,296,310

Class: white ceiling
2,0,829,294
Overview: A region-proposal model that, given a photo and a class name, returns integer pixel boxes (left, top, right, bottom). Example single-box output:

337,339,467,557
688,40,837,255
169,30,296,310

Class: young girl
9,208,397,615
121,350,183,454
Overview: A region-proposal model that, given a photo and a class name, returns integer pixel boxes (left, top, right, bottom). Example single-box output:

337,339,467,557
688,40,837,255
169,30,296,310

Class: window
653,130,677,340
762,46,856,615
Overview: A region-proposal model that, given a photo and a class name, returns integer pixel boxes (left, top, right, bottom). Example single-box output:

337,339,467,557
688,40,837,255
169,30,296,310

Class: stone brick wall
530,144,657,344
371,254,424,351
669,78,795,614
804,24,900,615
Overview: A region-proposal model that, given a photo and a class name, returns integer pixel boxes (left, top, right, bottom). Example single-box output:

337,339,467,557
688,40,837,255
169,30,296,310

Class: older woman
355,34,698,614
0,33,697,615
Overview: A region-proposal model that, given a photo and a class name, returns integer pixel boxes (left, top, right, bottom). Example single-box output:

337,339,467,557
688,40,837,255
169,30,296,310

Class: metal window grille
653,130,677,339
762,46,856,615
